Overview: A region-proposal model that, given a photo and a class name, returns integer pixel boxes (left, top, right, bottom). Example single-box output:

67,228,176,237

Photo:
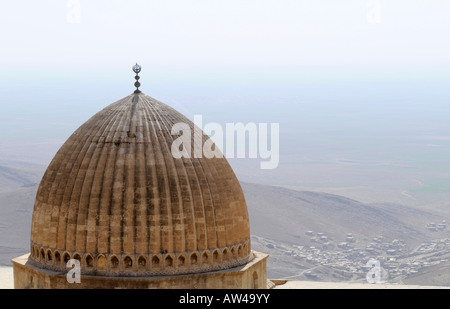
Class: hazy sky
1,1,450,142
1,0,450,73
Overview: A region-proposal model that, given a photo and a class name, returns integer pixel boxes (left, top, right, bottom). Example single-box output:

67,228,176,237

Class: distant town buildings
258,222,450,283
427,220,446,232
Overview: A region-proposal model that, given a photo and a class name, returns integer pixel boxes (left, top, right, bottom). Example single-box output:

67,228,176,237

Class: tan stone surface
0,267,13,289
13,252,268,289
28,92,251,276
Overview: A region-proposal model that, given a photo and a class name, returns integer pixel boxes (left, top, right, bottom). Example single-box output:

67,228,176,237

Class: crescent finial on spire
133,63,142,93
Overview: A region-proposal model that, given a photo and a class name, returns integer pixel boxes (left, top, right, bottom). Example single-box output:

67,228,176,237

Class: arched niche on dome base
96,254,106,270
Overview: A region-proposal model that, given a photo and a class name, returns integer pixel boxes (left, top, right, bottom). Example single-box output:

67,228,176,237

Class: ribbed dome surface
29,93,252,276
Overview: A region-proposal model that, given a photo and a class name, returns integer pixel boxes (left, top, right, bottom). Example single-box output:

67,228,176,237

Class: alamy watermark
366,259,389,284
171,115,280,170
367,0,382,24
66,259,81,284
67,0,81,24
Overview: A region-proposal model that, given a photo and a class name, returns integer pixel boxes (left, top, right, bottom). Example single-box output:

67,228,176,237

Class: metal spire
132,63,142,93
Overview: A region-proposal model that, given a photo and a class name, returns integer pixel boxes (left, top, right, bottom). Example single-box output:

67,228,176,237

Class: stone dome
28,92,252,276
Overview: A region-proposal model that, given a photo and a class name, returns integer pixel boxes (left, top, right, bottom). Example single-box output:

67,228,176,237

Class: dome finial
132,63,142,93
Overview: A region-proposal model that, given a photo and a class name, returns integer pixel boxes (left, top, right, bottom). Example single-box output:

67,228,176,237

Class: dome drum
27,240,252,276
